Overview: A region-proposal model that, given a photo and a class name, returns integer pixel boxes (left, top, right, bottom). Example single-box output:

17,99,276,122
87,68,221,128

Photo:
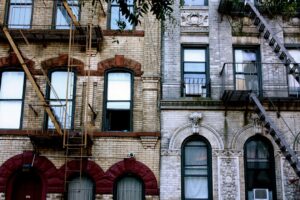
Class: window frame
244,135,277,200
45,69,77,130
181,45,210,97
181,135,212,200
52,0,81,29
103,69,134,132
113,174,145,200
5,0,34,29
233,46,262,96
0,69,26,129
107,0,135,30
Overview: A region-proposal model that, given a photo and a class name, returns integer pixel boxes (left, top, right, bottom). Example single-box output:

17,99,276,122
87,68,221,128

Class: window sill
103,30,145,37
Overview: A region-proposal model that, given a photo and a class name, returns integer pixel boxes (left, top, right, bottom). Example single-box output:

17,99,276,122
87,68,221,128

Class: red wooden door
10,171,42,200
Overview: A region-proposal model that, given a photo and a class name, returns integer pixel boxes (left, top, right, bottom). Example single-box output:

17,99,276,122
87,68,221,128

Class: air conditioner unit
253,188,269,200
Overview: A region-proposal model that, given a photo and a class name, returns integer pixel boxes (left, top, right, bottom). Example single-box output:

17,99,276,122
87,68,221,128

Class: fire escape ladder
244,0,300,82
62,0,84,35
250,93,300,177
2,27,63,136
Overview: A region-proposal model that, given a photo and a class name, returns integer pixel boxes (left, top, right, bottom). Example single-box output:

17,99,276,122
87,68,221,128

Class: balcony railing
182,78,210,97
220,62,300,101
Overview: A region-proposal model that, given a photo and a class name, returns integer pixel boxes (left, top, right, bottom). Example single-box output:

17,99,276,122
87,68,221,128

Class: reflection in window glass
116,176,143,200
0,71,25,128
48,71,75,129
55,0,79,29
110,0,134,30
8,0,32,29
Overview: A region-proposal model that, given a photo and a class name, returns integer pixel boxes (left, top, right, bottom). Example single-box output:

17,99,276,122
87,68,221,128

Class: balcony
220,62,300,103
182,77,211,98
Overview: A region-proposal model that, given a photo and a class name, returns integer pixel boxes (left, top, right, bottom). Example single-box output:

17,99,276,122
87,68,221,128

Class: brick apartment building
0,0,160,199
160,0,300,200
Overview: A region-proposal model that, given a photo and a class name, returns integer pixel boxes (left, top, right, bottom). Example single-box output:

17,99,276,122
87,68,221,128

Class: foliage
257,0,299,17
104,0,174,26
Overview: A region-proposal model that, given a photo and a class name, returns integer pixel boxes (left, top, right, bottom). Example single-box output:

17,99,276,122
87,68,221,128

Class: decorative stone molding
161,149,181,156
181,11,208,27
212,149,242,157
189,112,202,134
140,136,159,149
218,157,240,200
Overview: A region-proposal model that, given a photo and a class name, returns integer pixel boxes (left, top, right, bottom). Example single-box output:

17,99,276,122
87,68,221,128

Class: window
182,136,212,200
184,0,208,6
0,71,25,129
109,0,134,30
182,47,209,97
7,0,33,29
54,0,80,29
234,47,260,94
244,136,276,200
287,49,300,97
47,71,75,129
115,176,144,200
68,176,94,200
104,71,132,131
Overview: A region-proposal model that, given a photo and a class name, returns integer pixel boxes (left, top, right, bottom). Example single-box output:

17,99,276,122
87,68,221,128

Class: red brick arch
97,55,143,76
41,54,85,75
58,159,105,193
98,158,159,195
0,151,63,193
0,53,36,72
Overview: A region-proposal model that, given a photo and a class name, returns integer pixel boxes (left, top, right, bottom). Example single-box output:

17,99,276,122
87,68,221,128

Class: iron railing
220,62,300,98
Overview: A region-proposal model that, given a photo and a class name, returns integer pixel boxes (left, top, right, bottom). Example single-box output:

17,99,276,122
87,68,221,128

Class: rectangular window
234,48,260,93
184,0,208,6
7,0,33,29
104,72,132,131
55,0,80,29
182,47,208,97
287,49,300,97
110,0,134,30
0,71,25,129
48,71,75,129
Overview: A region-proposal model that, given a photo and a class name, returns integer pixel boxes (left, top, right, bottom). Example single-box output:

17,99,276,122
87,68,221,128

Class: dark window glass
68,176,94,200
116,176,143,200
0,71,25,129
104,72,132,131
110,0,134,30
8,0,32,28
55,0,80,29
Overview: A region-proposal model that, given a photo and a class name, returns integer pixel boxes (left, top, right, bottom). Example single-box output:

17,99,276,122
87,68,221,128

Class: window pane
50,72,74,99
56,3,79,29
185,177,208,199
48,101,72,129
235,63,257,73
235,74,258,91
184,49,205,62
185,166,207,175
107,102,130,109
185,146,207,165
184,0,206,6
117,176,142,200
106,109,130,131
110,1,134,30
111,6,121,30
184,63,205,72
9,5,32,28
11,0,32,3
289,49,300,63
68,176,94,200
235,49,257,63
0,101,22,128
0,72,24,99
107,73,131,100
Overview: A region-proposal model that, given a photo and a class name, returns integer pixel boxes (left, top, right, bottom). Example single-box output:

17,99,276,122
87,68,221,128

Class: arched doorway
9,170,43,200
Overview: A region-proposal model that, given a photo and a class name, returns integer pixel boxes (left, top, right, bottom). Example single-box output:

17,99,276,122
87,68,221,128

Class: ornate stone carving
181,11,208,27
140,136,159,149
282,157,300,199
218,157,240,200
213,149,242,157
161,149,181,156
189,112,202,134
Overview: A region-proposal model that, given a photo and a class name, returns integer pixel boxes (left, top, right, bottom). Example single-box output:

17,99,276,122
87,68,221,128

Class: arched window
244,135,277,200
68,176,94,200
0,70,25,129
7,0,33,29
115,175,144,200
182,136,212,200
103,70,133,131
47,70,76,129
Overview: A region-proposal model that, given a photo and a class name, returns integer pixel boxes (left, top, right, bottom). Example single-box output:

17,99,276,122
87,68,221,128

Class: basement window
7,0,33,29
47,71,75,129
104,71,132,131
0,71,25,129
55,0,80,29
109,0,134,30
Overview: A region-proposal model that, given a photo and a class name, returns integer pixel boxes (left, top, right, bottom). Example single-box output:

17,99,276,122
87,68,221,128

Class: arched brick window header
98,55,143,76
0,53,35,72
41,54,85,75
0,151,63,193
58,159,105,193
98,158,159,195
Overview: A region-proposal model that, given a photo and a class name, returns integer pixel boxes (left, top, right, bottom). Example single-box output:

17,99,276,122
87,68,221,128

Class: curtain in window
185,177,208,199
68,176,94,200
117,176,142,200
8,0,32,28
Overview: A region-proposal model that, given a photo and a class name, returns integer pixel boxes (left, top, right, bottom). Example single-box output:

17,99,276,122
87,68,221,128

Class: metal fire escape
220,0,300,177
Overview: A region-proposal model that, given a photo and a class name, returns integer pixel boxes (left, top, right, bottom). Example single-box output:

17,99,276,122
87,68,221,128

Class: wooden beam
2,27,63,136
